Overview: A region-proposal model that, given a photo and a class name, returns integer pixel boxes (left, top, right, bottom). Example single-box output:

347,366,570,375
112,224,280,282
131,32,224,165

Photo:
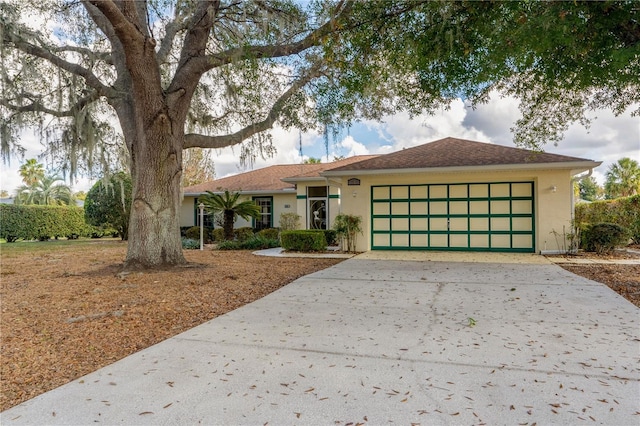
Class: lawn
0,239,343,411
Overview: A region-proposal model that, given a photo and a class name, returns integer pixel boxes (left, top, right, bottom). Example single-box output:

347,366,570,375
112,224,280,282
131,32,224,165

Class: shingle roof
182,155,378,194
325,137,597,173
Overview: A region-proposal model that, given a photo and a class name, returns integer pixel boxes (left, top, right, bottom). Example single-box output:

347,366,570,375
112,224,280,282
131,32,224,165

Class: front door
307,186,328,230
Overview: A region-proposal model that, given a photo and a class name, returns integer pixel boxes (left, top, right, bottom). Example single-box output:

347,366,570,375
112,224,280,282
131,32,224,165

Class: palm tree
199,190,261,241
14,174,75,206
18,159,45,186
604,157,640,199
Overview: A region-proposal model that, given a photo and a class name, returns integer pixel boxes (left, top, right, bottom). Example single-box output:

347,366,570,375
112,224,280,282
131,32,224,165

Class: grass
0,237,123,256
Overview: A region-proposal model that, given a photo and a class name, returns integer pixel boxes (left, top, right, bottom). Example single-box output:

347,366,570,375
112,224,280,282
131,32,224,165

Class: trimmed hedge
280,230,327,252
575,195,639,244
0,204,92,241
257,228,279,240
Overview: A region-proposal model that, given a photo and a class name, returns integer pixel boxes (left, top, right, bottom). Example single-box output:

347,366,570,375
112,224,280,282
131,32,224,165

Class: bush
581,223,629,254
84,172,132,240
257,228,279,240
211,228,225,242
333,214,363,252
322,229,338,246
280,230,327,252
234,227,254,242
279,212,301,231
184,226,213,243
575,195,639,244
181,238,200,250
218,235,279,250
0,204,92,242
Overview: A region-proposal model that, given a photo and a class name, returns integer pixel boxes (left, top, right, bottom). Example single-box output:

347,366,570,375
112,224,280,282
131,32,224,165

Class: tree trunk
123,119,186,270
223,210,235,241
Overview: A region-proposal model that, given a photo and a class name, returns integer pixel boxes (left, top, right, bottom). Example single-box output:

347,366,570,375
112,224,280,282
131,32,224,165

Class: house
181,137,601,254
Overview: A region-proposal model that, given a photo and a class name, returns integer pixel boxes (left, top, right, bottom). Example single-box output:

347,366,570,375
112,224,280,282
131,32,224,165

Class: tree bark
124,120,186,269
223,210,234,241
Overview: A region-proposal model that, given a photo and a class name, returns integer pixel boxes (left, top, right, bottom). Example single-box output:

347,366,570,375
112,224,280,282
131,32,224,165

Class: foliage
182,148,215,187
333,214,363,252
18,159,45,186
257,228,279,241
184,226,212,244
2,1,637,267
0,204,91,241
217,235,279,250
280,230,327,252
84,172,132,240
581,223,629,254
181,238,201,250
14,174,75,206
303,157,321,164
235,227,255,242
575,195,640,244
279,213,301,231
578,176,602,202
604,158,640,199
0,189,9,198
322,229,338,246
211,228,225,243
199,191,261,241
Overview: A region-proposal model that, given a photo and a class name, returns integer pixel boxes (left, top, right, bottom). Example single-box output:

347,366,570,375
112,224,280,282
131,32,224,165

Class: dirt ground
1,241,638,411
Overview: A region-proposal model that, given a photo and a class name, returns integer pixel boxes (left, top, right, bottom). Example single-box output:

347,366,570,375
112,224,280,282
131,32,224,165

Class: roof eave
321,161,602,177
183,188,296,197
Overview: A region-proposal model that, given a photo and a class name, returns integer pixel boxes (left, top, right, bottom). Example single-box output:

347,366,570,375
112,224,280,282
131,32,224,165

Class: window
307,186,328,230
253,197,272,230
194,198,214,228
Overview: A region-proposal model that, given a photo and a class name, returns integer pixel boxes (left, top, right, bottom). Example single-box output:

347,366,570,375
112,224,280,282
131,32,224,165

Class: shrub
0,204,91,242
211,228,225,242
279,212,301,231
581,222,629,254
181,238,200,250
280,230,327,252
234,227,254,242
322,229,338,246
257,228,279,240
218,235,279,250
184,226,212,243
333,214,363,252
575,195,639,244
84,172,132,240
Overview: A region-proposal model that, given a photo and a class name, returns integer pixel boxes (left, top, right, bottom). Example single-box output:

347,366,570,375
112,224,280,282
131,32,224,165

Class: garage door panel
391,234,409,247
371,182,534,252
410,217,428,231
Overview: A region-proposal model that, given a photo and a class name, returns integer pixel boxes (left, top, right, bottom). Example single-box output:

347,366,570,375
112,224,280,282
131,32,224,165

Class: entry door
307,186,328,230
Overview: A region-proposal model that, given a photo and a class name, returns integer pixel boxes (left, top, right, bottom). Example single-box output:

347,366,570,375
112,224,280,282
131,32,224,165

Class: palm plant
18,159,45,186
604,157,640,199
199,190,261,241
14,174,75,205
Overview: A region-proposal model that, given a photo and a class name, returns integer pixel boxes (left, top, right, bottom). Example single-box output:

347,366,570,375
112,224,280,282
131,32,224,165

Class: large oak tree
1,1,637,268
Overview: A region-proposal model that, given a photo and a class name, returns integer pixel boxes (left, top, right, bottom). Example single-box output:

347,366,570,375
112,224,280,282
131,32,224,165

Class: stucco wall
336,169,574,253
180,193,296,229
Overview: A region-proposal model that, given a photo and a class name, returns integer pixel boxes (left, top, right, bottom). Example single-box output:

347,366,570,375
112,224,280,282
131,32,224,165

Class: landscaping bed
0,241,342,411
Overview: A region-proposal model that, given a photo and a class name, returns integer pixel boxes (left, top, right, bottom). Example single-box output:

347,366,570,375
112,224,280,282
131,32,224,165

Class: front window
195,198,214,228
253,197,272,230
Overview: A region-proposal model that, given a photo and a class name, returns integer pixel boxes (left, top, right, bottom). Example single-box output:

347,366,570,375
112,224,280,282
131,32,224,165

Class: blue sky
1,94,638,194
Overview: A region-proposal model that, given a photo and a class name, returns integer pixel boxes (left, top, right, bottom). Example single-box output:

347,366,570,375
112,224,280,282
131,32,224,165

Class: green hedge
0,204,92,241
280,230,327,252
581,223,629,254
575,195,639,244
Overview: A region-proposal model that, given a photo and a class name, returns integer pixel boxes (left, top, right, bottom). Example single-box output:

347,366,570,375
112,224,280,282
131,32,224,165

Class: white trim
321,161,602,177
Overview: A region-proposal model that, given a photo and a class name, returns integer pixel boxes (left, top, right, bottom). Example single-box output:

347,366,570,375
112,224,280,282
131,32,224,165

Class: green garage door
371,182,535,252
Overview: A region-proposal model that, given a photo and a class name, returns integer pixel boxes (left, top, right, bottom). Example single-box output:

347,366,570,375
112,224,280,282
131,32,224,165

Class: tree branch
184,64,322,149
0,91,101,117
2,28,114,96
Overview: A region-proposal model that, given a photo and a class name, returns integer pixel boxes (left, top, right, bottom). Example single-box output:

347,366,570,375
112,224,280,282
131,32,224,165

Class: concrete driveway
2,252,639,425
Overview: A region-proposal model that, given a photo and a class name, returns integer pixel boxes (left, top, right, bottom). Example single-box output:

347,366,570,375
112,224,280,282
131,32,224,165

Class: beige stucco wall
180,193,296,229
335,168,575,253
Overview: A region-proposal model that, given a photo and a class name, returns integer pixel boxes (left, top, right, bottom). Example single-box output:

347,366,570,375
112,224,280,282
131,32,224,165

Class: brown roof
183,155,378,194
325,137,597,173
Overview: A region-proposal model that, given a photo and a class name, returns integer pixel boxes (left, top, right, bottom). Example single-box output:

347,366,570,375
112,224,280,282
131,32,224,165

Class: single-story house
181,137,601,254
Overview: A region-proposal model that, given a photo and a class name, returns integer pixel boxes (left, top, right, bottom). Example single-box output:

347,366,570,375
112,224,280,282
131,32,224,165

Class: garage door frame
371,181,535,253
